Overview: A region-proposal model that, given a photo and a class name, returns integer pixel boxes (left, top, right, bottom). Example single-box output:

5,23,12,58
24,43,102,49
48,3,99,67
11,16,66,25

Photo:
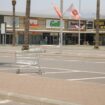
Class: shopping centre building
0,11,105,45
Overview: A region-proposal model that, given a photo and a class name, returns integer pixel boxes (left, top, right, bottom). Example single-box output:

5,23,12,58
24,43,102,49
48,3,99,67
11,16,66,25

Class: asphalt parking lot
0,45,105,105
0,51,105,85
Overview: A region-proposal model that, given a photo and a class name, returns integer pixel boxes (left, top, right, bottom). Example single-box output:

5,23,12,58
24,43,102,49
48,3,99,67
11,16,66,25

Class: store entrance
0,34,6,44
65,34,78,45
0,34,12,44
42,33,59,45
6,34,12,44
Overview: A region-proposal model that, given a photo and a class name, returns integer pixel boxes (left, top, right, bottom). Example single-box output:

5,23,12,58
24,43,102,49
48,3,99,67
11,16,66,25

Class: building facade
0,11,105,45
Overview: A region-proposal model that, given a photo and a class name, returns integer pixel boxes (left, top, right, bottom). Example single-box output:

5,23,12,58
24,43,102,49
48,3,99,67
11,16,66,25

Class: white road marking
81,71,105,75
95,62,105,64
67,77,105,81
2,55,105,64
41,66,105,75
0,56,12,58
19,74,29,76
41,66,70,71
0,100,11,104
42,58,105,64
44,71,79,74
42,58,80,62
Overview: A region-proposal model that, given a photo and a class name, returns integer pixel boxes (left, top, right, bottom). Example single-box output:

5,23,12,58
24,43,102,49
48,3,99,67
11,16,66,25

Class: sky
0,0,105,18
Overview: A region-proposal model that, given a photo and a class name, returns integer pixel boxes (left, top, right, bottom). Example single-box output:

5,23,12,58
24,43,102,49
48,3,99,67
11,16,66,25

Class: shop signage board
29,19,39,27
0,23,6,44
94,19,105,30
68,20,86,31
46,19,64,29
1,23,6,34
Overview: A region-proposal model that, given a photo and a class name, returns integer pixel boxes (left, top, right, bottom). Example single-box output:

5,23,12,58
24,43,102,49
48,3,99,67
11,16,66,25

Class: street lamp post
12,0,16,46
94,0,100,49
78,0,81,45
59,0,63,51
22,0,31,50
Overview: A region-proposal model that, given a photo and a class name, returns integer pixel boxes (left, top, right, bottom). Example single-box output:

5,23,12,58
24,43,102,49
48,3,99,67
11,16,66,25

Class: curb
0,91,80,105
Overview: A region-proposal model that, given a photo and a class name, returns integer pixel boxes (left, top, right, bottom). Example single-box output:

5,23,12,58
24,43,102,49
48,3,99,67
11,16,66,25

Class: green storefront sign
50,20,60,27
46,19,64,28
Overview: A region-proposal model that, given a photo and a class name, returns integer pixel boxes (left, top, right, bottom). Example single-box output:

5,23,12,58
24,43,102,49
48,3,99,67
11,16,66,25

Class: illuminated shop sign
68,20,86,31
46,19,64,28
94,19,105,30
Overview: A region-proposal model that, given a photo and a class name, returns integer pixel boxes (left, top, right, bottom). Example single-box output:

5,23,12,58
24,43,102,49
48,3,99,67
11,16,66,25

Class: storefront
0,13,105,46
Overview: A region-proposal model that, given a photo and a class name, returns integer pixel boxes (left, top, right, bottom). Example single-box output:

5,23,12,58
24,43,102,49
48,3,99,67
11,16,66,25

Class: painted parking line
95,62,105,64
41,67,81,74
41,66,105,75
44,71,79,75
2,55,104,64
42,58,105,64
67,77,105,81
41,66,71,71
0,100,11,104
42,58,81,62
81,71,105,75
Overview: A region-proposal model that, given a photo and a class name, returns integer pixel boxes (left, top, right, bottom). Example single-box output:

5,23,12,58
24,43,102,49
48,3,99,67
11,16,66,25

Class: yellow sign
94,19,105,30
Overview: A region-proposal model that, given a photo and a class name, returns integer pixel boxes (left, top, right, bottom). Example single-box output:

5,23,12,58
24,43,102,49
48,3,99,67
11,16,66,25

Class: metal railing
15,49,42,74
0,48,42,74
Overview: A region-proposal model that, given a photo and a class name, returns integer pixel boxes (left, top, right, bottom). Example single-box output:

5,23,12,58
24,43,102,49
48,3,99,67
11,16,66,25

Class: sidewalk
0,72,105,105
